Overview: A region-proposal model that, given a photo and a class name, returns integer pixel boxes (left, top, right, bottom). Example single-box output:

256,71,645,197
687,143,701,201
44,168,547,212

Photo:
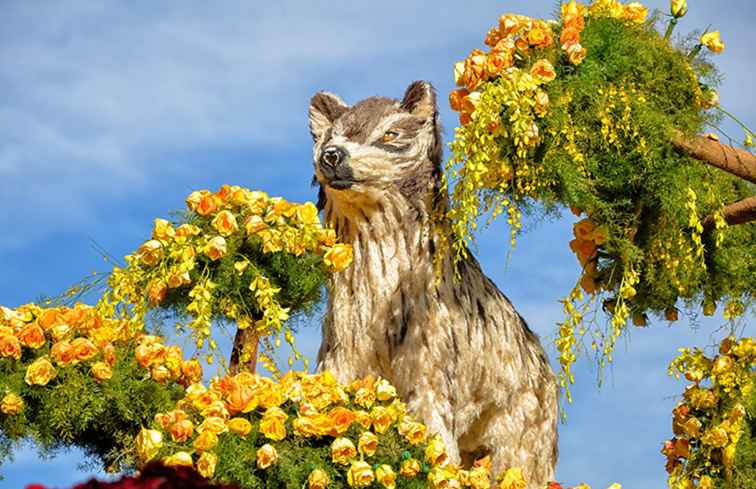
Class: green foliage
734,375,756,489
0,342,183,473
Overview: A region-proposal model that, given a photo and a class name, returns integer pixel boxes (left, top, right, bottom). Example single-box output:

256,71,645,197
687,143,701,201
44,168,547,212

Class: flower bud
670,0,687,18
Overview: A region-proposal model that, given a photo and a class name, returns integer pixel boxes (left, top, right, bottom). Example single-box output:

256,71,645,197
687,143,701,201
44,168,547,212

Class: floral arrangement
663,336,756,489
0,303,188,471
99,185,353,372
444,0,755,401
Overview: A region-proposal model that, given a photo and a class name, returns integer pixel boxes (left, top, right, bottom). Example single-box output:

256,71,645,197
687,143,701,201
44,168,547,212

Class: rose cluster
106,184,353,368
663,337,755,488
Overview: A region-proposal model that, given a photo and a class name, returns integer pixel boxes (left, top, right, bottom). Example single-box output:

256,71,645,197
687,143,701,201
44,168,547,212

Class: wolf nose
320,146,346,169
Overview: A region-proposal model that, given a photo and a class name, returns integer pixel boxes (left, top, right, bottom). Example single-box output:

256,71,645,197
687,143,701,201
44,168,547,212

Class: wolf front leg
405,388,461,464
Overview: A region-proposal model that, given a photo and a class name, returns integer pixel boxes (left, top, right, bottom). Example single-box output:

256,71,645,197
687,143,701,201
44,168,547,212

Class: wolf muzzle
318,146,354,190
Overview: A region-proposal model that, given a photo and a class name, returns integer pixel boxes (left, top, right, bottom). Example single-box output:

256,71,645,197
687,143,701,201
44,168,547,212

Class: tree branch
671,130,756,184
229,327,259,374
702,195,756,230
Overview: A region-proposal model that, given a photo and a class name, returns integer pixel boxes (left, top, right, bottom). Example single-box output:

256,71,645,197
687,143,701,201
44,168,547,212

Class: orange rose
358,431,378,456
193,191,221,216
90,361,113,381
181,359,203,384
167,270,191,289
225,383,256,414
17,324,45,349
463,49,488,91
328,406,357,436
530,59,557,83
484,27,502,47
499,14,522,37
211,210,239,237
560,27,581,48
572,218,595,240
205,236,227,261
71,337,98,362
147,280,168,305
36,308,62,330
0,334,22,360
25,357,57,386
486,50,512,77
371,406,394,434
50,340,75,366
170,419,194,442
448,88,469,112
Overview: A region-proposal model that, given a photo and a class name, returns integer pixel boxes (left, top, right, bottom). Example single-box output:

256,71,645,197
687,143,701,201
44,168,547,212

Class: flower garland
445,0,755,402
663,336,755,488
99,185,353,371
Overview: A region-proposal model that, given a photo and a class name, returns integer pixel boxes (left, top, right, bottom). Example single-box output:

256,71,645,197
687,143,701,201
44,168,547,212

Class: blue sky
0,1,753,488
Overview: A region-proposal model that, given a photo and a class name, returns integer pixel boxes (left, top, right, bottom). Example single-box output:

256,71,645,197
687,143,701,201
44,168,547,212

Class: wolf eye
382,130,400,143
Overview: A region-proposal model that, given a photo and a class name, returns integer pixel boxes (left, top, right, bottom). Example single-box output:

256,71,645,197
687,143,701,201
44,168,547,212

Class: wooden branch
702,195,756,230
671,130,756,184
229,327,259,374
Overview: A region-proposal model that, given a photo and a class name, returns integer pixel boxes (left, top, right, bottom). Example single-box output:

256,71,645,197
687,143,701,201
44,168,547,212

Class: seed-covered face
309,81,442,210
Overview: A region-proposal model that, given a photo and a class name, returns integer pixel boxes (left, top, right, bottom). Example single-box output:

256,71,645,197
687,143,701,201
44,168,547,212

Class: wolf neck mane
319,185,441,377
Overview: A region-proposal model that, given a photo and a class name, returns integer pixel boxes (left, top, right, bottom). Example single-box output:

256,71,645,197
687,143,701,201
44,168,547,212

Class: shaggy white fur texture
310,81,558,488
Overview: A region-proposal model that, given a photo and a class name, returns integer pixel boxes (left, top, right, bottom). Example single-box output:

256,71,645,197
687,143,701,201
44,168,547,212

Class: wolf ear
309,92,349,141
400,81,437,119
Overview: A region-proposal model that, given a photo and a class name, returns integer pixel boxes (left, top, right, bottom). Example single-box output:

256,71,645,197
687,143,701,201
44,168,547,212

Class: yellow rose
227,417,253,438
403,421,426,445
425,435,448,466
700,31,725,54
197,416,229,434
308,468,330,489
622,3,648,24
462,49,488,91
260,406,288,441
17,324,46,349
347,461,375,488
331,437,357,465
375,378,398,401
295,202,320,226
196,192,221,216
50,340,73,366
526,22,553,49
371,406,394,434
468,466,490,489
197,451,217,478
530,59,556,83
90,361,113,382
212,210,239,237
358,431,378,457
136,240,163,267
323,244,353,272
25,357,57,386
71,337,98,362
204,236,228,261
152,218,175,241
1,393,24,415
565,42,587,65
400,458,421,478
497,467,526,489
162,451,193,468
0,334,22,360
671,0,687,18
375,465,396,489
256,443,278,469
193,429,219,452
701,426,729,448
135,428,163,462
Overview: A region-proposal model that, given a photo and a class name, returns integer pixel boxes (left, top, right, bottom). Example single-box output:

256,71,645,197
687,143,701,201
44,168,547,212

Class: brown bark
671,130,756,184
702,195,756,230
229,327,259,374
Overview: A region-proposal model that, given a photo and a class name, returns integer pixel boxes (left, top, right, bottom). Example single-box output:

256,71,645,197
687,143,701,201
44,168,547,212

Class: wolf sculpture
310,81,558,487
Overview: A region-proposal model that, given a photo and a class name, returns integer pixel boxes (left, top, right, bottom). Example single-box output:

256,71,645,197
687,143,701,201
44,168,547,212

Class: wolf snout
318,146,354,189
